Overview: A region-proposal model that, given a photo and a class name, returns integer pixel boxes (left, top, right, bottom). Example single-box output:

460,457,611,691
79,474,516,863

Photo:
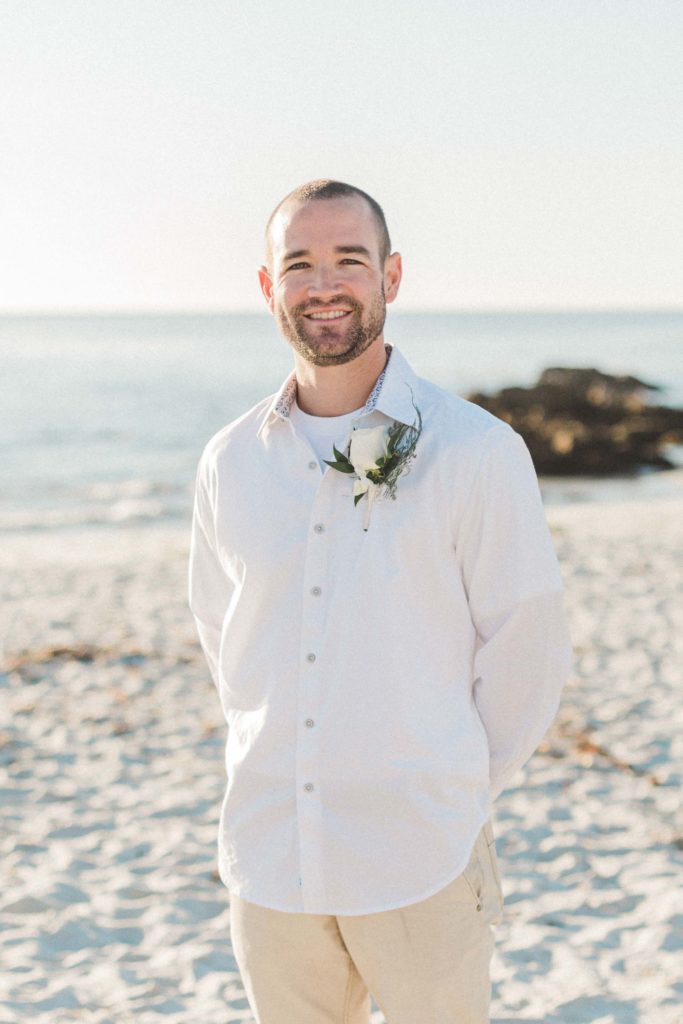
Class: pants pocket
482,820,504,925
460,823,504,926
460,838,486,910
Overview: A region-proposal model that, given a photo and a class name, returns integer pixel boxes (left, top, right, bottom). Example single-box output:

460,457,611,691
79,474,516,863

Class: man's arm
188,450,235,689
455,425,573,801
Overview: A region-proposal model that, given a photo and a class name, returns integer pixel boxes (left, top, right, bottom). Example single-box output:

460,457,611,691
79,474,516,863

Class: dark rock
467,367,683,475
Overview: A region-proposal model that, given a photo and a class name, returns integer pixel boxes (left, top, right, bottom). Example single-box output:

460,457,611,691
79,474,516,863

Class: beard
275,289,386,367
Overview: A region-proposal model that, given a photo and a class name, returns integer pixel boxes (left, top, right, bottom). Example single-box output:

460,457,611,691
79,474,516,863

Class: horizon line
1,305,683,318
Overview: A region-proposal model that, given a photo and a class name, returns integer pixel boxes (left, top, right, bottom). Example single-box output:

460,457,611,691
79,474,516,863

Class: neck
293,337,389,416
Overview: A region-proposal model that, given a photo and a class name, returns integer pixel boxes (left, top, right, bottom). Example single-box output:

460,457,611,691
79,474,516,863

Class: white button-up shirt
188,344,572,915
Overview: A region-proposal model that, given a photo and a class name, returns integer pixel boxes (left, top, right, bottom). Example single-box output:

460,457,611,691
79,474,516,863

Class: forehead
269,196,380,263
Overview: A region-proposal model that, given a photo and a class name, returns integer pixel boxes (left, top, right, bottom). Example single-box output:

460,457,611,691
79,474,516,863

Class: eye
286,262,309,271
340,258,362,265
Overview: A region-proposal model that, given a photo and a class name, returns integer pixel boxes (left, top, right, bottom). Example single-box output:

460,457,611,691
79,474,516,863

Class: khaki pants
229,820,504,1024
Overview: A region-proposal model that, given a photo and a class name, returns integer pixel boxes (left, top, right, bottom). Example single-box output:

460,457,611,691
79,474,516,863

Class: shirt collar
257,344,420,439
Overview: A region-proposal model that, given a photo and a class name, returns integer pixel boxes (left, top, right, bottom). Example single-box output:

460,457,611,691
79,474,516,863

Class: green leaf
323,459,355,473
332,445,351,463
387,424,408,454
354,492,366,506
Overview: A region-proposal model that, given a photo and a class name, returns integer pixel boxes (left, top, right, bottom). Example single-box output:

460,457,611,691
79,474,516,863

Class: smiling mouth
304,310,352,321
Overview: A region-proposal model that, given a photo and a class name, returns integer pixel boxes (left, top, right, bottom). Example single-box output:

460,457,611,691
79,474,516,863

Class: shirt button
313,523,324,533
308,460,317,470
311,586,322,596
304,718,315,728
303,782,314,792
306,652,316,663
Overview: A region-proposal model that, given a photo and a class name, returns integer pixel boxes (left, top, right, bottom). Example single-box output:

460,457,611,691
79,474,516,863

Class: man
188,179,572,1023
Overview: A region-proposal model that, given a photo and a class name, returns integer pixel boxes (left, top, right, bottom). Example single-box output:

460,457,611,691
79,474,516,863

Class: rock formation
467,367,683,475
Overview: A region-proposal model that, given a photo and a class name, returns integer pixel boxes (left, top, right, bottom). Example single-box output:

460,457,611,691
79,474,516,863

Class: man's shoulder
197,392,276,468
416,374,513,450
414,375,533,494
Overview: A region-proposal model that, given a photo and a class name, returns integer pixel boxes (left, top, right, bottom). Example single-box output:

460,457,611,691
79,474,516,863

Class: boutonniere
324,399,422,531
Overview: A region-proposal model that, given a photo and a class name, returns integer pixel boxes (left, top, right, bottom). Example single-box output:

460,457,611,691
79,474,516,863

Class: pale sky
1,0,681,312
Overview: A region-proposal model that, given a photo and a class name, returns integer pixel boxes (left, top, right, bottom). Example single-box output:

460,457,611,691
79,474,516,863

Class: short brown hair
265,179,391,269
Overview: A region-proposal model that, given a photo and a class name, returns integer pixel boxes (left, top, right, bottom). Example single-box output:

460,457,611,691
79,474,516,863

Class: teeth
308,310,349,320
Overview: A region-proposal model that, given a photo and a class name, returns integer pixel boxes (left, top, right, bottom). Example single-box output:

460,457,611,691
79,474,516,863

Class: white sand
1,498,682,1023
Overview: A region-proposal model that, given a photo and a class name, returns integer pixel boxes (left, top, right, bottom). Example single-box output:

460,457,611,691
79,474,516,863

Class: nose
308,262,342,296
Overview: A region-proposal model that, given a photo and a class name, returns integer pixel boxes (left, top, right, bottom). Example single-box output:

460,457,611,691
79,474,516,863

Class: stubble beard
276,290,387,367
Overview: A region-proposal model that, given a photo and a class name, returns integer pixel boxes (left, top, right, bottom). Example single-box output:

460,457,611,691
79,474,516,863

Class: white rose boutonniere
324,396,422,531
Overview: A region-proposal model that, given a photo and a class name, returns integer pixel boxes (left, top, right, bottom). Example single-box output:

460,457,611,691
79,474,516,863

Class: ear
383,252,402,305
258,265,275,314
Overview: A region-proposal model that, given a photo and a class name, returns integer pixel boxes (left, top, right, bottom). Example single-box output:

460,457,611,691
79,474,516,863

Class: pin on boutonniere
324,397,422,531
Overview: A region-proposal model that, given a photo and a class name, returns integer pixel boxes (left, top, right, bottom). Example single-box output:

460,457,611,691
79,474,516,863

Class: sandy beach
2,496,682,1023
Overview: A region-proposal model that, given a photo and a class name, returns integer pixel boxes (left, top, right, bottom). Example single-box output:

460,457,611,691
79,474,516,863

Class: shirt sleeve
188,449,235,689
455,425,573,801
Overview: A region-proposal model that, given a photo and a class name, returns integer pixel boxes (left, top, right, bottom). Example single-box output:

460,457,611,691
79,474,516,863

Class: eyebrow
282,245,372,262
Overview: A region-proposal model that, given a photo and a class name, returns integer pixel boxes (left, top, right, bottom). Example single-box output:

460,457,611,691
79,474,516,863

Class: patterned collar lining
273,377,298,419
273,344,394,421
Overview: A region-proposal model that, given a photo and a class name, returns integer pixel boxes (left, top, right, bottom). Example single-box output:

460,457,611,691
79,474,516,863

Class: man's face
259,196,401,367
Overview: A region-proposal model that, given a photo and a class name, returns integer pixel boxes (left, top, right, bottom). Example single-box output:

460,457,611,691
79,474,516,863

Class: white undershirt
289,399,364,470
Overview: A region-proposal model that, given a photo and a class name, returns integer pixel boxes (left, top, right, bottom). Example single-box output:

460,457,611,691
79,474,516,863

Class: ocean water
1,311,682,533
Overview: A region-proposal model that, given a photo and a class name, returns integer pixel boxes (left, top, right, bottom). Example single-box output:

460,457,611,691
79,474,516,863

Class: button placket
294,473,337,909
